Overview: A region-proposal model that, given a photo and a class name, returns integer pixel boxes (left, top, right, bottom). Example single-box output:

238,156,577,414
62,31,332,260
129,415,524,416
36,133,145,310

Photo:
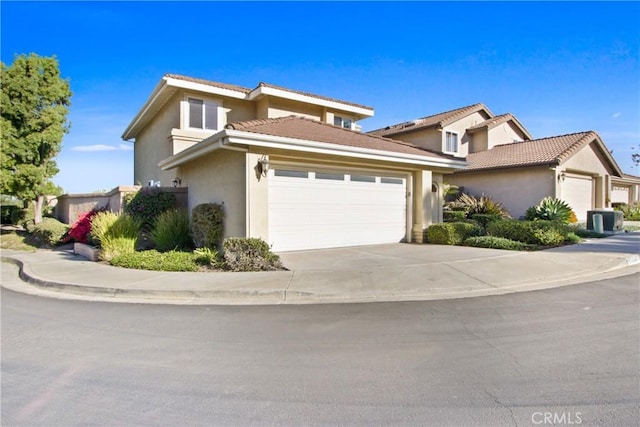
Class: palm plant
450,193,510,217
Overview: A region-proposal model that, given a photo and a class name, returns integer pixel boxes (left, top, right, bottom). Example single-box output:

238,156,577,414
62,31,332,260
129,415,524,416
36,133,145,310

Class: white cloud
71,144,118,152
612,112,622,119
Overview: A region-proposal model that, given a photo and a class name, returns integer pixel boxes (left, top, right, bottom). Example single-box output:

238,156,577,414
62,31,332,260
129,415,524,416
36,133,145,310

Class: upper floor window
445,131,458,153
187,97,219,130
334,116,353,130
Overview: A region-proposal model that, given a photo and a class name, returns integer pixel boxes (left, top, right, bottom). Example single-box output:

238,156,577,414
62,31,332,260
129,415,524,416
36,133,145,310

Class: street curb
2,252,639,305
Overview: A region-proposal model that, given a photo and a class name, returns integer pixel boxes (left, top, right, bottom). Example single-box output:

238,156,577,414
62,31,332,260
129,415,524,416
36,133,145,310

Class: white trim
224,130,467,169
181,93,225,132
165,76,248,100
159,129,467,171
444,130,459,154
248,85,374,118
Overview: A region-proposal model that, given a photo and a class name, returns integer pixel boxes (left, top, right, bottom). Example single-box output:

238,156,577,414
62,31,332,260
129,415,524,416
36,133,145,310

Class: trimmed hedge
29,218,70,247
222,237,284,272
443,210,466,222
469,214,502,230
426,222,482,245
1,205,20,224
462,236,530,251
124,189,176,229
110,250,200,272
192,203,225,249
487,219,569,245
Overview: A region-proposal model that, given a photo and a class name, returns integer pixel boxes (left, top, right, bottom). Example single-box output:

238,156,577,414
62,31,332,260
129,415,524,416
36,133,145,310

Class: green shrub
110,250,199,272
450,193,510,217
152,209,192,252
565,232,582,244
1,205,20,224
426,222,481,245
525,197,576,224
469,214,502,230
193,247,221,268
124,189,176,229
614,202,640,221
443,210,466,222
91,212,141,261
574,228,607,238
487,219,569,246
533,228,566,246
222,237,284,272
192,203,225,249
29,218,70,247
462,236,530,251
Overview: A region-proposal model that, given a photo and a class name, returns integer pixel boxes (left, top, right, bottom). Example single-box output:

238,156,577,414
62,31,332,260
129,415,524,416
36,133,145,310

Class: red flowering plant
63,208,105,244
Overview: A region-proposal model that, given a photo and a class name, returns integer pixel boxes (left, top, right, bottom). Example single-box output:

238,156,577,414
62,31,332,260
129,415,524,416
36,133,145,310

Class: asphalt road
1,266,638,426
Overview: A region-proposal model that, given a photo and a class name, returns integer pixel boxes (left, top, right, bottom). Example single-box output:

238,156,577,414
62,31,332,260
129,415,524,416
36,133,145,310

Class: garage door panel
562,175,592,221
268,169,407,251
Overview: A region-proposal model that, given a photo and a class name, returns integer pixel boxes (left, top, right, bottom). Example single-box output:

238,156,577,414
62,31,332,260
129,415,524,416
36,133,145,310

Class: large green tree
1,53,71,224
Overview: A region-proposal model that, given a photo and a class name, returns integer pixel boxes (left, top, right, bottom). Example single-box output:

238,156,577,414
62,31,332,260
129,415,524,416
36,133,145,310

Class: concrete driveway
277,242,518,271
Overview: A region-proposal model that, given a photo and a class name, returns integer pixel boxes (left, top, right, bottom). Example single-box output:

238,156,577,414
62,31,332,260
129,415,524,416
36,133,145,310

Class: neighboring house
122,74,466,251
370,104,639,221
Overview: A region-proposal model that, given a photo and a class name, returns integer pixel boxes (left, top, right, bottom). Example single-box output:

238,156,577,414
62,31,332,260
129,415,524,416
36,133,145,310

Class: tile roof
225,116,450,159
164,74,373,111
164,73,252,94
466,113,533,139
460,131,599,172
368,103,493,137
256,82,373,111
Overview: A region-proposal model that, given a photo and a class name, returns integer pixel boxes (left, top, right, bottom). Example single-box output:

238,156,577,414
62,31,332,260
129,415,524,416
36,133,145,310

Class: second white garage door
562,174,593,221
268,168,407,251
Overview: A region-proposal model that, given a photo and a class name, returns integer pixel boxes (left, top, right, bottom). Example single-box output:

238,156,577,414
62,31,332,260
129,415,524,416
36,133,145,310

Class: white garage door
562,175,593,221
268,168,407,251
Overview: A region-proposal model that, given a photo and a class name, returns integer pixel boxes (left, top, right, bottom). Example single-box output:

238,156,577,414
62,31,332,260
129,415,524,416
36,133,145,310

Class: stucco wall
134,94,180,186
449,167,556,219
562,142,612,176
393,128,442,153
486,122,527,150
179,149,247,239
266,98,323,121
441,111,491,157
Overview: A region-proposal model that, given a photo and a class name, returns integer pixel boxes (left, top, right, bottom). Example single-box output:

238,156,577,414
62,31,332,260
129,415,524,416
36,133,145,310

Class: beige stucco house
122,74,466,251
370,104,639,221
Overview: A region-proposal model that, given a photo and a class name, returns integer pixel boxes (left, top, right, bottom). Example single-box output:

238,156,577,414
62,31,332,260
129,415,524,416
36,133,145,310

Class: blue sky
2,1,639,193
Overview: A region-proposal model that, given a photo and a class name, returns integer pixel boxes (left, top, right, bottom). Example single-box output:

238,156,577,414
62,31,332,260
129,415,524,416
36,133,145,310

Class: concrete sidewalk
2,233,639,305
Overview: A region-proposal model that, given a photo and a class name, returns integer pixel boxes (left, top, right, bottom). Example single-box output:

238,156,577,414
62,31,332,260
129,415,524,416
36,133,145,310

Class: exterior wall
266,97,324,121
469,130,490,153
485,122,527,150
441,111,491,158
561,142,613,208
134,94,180,187
178,149,247,239
246,151,269,241
392,128,443,153
449,167,556,219
54,185,189,224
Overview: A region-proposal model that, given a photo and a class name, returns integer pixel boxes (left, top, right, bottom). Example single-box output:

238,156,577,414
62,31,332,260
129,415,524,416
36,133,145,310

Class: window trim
333,115,353,130
181,94,224,132
444,131,459,153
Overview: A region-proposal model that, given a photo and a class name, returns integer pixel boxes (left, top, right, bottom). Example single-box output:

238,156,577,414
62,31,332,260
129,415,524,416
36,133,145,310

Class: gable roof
368,103,493,137
459,131,623,176
225,116,450,159
159,115,468,171
122,74,374,140
466,113,533,140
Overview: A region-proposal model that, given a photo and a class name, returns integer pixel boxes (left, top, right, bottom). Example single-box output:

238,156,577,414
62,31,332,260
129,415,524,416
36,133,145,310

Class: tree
1,53,72,224
632,144,640,167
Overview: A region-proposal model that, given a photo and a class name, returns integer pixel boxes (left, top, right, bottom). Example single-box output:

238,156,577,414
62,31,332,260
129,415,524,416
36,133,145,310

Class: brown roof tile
165,73,252,94
466,113,533,140
225,116,449,159
460,131,598,171
368,103,493,137
256,82,373,111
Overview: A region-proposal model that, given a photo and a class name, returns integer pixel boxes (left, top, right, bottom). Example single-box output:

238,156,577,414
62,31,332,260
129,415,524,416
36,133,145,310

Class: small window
274,169,308,178
316,172,345,181
188,97,218,130
445,131,458,152
333,115,353,129
350,175,376,183
381,177,403,185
